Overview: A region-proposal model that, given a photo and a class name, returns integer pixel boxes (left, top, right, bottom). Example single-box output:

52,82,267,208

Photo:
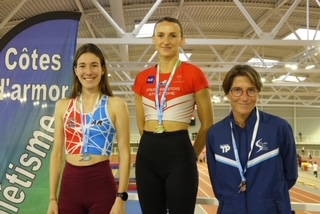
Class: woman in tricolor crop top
133,17,214,214
47,44,131,214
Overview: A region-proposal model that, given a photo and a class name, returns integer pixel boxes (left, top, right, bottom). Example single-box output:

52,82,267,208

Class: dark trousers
58,160,117,214
135,130,198,214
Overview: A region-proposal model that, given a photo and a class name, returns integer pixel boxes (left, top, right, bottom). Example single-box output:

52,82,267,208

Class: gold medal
238,181,246,193
155,125,165,133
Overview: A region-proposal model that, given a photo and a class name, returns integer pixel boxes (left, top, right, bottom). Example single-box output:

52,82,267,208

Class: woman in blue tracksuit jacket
206,64,298,214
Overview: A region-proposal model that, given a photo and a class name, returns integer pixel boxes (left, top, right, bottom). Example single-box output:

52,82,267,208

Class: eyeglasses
230,87,259,97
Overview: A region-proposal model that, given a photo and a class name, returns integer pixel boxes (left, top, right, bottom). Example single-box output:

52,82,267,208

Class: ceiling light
284,63,298,70
290,64,298,70
272,75,306,83
135,23,155,38
211,95,221,103
305,64,315,69
247,58,278,68
283,28,320,40
179,53,192,61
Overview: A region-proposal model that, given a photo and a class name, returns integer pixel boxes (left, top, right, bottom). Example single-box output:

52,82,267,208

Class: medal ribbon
230,108,260,184
155,60,181,126
79,94,100,154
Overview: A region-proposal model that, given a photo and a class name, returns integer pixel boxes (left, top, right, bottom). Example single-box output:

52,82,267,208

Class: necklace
79,94,101,161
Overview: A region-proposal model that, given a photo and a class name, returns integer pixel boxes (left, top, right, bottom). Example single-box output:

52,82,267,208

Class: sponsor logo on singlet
159,80,167,86
147,76,155,84
66,118,77,128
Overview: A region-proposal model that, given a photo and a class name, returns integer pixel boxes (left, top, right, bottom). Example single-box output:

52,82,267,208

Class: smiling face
74,52,105,92
227,75,259,121
152,21,185,60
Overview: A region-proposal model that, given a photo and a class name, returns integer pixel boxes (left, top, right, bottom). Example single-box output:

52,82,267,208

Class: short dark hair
153,16,184,37
222,64,263,95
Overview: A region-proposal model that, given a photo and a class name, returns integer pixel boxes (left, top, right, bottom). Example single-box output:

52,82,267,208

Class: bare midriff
144,120,189,132
66,154,110,166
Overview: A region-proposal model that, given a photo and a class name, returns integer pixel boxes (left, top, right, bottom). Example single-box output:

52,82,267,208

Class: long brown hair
69,43,113,98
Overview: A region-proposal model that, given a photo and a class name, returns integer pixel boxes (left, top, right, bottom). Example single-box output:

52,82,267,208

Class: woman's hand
109,198,126,214
47,200,58,214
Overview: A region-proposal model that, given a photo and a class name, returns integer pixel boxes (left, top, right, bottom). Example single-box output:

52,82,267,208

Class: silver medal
80,153,92,161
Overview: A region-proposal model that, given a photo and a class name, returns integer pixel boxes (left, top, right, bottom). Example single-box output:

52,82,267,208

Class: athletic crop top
63,95,116,156
133,62,209,123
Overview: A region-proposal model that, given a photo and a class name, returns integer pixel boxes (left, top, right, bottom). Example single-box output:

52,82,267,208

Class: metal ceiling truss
1,0,319,107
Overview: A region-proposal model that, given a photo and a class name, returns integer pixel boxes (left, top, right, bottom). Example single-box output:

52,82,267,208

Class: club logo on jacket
255,138,268,152
220,144,231,153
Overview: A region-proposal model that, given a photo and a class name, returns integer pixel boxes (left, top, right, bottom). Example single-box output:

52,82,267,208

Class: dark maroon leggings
58,160,117,214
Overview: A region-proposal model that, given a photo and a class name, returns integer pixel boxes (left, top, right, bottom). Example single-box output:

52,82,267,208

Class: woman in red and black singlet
133,17,214,214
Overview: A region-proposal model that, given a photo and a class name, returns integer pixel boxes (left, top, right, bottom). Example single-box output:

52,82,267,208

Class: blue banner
0,11,81,213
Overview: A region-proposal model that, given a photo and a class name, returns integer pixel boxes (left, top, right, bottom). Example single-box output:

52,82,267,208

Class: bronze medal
238,181,246,193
